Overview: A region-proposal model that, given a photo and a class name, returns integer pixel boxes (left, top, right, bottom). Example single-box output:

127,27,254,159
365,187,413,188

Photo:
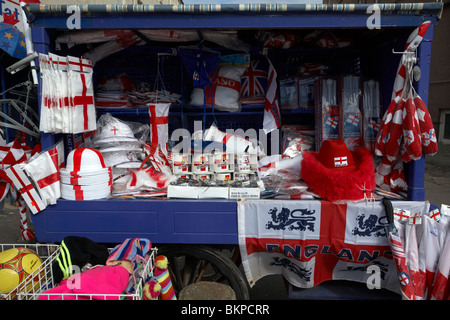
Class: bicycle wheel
158,244,250,300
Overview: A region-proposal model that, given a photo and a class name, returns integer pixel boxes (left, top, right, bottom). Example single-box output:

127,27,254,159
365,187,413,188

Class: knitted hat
300,139,375,201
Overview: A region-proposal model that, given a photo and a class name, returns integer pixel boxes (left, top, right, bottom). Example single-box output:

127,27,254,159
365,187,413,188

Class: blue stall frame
26,3,442,246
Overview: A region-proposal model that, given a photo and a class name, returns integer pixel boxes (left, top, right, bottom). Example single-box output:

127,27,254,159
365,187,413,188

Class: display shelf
26,2,442,245
31,198,239,244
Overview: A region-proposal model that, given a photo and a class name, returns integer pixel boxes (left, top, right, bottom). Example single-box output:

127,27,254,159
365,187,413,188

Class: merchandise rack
0,243,59,300
1,243,157,300
24,2,443,300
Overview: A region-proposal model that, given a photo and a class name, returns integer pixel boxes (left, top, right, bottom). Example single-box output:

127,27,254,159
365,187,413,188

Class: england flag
238,199,429,293
263,57,281,134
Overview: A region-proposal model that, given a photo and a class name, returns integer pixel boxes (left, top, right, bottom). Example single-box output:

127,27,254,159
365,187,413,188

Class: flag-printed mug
213,153,234,172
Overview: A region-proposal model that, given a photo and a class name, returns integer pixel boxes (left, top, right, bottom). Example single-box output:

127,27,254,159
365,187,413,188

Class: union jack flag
240,59,268,97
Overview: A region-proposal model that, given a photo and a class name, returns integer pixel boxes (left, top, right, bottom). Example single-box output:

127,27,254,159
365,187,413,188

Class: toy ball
0,247,43,298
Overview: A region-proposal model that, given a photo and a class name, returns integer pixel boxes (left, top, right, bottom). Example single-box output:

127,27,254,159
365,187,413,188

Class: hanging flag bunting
39,53,96,134
147,103,170,158
375,21,437,192
263,57,281,134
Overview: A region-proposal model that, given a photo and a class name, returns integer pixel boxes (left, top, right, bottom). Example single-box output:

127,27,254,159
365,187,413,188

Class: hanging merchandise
263,56,281,134
383,199,450,300
375,21,437,193
3,140,63,215
190,53,249,113
239,57,268,105
300,139,376,202
147,103,170,158
23,144,64,206
340,75,362,150
39,53,96,134
315,77,339,149
178,46,221,88
362,80,381,153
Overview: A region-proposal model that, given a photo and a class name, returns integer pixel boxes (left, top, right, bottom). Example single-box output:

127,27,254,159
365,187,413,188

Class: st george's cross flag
147,103,170,158
263,57,281,134
238,199,429,293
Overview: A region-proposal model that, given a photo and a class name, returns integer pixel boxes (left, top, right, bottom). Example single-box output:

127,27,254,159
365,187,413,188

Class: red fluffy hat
300,139,375,201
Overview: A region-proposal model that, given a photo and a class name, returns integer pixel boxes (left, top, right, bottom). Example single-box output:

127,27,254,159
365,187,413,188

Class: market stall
2,2,447,300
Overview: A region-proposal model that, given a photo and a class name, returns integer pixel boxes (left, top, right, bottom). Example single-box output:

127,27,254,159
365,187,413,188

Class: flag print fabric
375,21,437,192
238,199,429,294
263,57,281,134
39,53,96,134
383,199,450,300
240,59,268,98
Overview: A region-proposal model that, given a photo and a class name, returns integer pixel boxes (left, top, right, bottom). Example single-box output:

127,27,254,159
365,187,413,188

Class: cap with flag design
59,148,112,200
62,148,108,175
93,114,140,146
301,139,375,201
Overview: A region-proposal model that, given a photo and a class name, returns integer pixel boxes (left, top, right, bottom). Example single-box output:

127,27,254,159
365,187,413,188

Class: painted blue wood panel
31,199,238,244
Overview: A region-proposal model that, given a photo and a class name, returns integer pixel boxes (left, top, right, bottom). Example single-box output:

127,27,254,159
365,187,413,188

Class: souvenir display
4,11,447,302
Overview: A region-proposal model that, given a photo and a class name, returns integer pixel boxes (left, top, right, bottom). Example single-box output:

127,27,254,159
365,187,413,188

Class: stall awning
25,2,443,30
27,2,443,16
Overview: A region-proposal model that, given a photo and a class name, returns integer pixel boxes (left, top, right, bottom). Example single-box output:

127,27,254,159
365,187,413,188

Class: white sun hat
59,147,113,200
60,183,112,200
93,114,139,146
60,147,110,176
59,168,112,186
100,149,141,168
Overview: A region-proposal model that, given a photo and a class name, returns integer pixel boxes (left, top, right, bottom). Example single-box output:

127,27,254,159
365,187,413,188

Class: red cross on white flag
408,212,422,225
68,56,96,133
147,103,170,158
327,117,338,128
334,156,348,167
428,209,440,221
347,114,360,126
394,207,410,221
39,53,96,134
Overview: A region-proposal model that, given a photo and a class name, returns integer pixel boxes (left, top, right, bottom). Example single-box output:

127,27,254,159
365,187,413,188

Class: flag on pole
263,57,281,134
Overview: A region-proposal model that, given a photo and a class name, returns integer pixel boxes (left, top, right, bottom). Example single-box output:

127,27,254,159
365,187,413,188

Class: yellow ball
0,247,43,298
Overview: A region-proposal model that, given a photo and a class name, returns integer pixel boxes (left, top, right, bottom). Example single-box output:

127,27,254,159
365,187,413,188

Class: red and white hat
300,139,375,201
60,183,112,201
60,148,109,176
60,148,112,200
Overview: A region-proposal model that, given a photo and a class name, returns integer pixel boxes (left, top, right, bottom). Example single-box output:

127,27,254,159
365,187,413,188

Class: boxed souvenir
279,77,299,109
298,77,317,109
340,75,363,150
362,79,382,153
197,186,230,199
228,187,260,199
167,185,199,199
314,77,340,150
